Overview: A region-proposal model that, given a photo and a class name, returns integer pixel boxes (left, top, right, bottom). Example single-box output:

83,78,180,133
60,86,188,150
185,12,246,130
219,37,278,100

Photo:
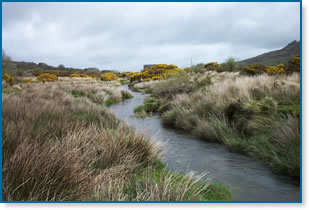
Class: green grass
120,79,129,85
71,89,86,97
121,90,133,100
2,80,234,201
134,97,160,117
124,160,232,201
2,87,21,95
136,73,300,178
134,105,143,113
104,97,116,107
278,104,300,115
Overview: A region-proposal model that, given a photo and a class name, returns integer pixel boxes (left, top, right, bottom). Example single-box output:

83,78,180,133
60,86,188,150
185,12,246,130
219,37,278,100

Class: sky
2,2,300,72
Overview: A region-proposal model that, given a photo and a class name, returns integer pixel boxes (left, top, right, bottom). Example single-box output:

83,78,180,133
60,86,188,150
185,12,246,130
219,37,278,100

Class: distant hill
9,60,117,74
239,40,300,66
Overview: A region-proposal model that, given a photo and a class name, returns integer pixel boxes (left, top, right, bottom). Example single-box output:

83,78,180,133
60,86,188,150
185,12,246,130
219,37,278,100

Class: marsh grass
2,79,230,201
140,72,300,177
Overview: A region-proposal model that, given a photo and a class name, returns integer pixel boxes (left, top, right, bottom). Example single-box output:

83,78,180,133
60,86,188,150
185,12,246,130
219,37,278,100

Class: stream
110,85,300,201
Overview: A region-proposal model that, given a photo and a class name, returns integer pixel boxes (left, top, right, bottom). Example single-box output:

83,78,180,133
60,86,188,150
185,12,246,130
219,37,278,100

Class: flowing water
110,85,300,201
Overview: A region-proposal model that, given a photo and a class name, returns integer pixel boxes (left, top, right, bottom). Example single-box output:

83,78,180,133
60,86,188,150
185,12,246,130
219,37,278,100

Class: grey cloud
2,2,300,72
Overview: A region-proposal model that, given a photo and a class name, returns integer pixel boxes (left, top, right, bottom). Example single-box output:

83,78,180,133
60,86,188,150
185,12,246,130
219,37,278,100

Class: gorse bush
285,55,300,74
36,73,58,82
240,64,267,76
23,78,32,83
266,64,285,75
80,74,90,78
119,72,135,79
70,73,80,77
184,67,193,73
204,62,221,72
2,73,14,85
101,72,120,82
240,55,300,76
130,64,185,83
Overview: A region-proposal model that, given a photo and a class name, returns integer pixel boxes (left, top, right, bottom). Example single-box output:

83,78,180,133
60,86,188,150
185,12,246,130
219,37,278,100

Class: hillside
239,40,300,66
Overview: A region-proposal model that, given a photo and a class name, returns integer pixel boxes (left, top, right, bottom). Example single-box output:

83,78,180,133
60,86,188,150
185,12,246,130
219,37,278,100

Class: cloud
2,2,300,72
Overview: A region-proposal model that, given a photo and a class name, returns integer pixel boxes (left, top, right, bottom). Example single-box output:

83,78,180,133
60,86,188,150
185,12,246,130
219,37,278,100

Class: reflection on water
110,85,300,201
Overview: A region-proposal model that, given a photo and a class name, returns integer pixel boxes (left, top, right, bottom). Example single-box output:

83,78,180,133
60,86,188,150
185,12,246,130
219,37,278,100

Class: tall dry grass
2,80,156,201
3,79,228,201
152,72,300,177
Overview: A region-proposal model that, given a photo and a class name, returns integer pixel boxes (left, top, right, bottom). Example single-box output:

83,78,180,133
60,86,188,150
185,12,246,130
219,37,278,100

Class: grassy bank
2,78,231,201
132,72,300,178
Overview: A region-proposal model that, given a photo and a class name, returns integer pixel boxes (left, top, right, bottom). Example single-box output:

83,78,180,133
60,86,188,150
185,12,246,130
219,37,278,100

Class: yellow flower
100,73,120,82
70,73,80,77
266,64,285,75
36,73,58,82
23,78,32,83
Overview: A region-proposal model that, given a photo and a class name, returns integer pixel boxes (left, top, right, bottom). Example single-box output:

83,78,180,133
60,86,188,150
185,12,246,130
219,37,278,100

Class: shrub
70,73,80,77
36,73,58,82
192,63,205,74
151,75,163,80
240,64,266,76
184,67,193,73
80,74,90,78
285,55,300,74
220,57,238,72
266,64,285,75
2,73,14,85
130,64,184,83
17,70,24,76
101,73,120,82
119,72,135,79
23,78,32,83
204,62,221,72
89,74,98,79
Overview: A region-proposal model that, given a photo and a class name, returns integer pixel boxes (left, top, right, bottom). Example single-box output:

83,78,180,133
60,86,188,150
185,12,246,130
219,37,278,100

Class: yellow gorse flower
2,73,14,84
100,73,120,82
266,64,285,75
36,73,58,82
130,64,184,83
70,73,80,77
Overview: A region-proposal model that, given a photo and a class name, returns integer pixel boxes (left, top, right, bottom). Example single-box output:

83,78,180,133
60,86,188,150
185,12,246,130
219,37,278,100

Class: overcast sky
2,2,300,72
